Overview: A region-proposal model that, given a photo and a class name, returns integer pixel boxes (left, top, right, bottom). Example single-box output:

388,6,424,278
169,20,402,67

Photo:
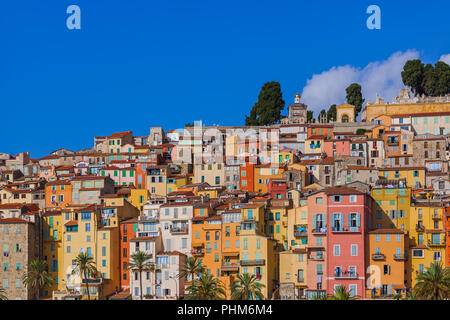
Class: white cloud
439,54,450,65
300,50,420,115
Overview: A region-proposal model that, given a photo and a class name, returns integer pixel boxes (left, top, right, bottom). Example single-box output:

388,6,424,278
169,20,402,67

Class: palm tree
230,273,265,300
0,286,7,300
128,251,155,300
72,253,98,300
22,260,54,300
328,285,357,300
184,273,226,300
403,291,416,300
178,256,203,283
413,262,450,300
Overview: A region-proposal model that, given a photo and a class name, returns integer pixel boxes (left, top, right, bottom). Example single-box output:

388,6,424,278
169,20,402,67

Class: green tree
434,61,450,96
345,83,365,120
356,129,366,135
245,81,285,126
0,286,7,300
328,285,357,300
327,104,337,122
307,110,314,123
21,260,54,300
184,273,226,300
178,256,203,283
71,253,98,300
185,122,194,127
401,59,425,96
230,273,265,300
422,64,438,97
413,262,450,300
128,251,155,300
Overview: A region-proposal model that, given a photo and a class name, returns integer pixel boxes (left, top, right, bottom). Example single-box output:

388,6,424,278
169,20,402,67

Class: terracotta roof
0,218,30,223
108,131,132,138
325,186,365,195
64,221,78,226
368,229,404,234
157,251,186,256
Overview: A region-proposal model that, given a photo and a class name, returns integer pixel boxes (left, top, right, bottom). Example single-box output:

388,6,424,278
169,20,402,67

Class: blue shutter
356,213,361,227
347,213,351,226
312,214,316,229
323,214,326,227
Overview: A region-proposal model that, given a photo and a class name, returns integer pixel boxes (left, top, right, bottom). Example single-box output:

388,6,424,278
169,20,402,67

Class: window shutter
323,214,326,227
347,213,351,226
312,214,316,228
356,213,361,227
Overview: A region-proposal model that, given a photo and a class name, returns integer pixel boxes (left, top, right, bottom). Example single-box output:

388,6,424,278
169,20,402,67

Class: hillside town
0,88,449,300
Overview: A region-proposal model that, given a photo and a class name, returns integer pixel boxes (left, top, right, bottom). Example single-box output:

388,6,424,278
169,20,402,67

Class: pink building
99,165,136,186
325,186,370,299
323,139,350,158
306,186,371,299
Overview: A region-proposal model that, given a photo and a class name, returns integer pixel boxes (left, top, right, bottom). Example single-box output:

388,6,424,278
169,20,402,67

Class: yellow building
362,97,450,122
239,203,280,299
42,210,64,298
371,187,411,230
279,248,308,299
408,202,446,287
57,201,139,300
166,175,190,194
336,103,356,123
378,167,425,189
266,200,290,250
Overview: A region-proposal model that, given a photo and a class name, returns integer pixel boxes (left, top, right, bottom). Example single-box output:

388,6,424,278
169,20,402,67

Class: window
383,265,390,275
412,249,424,258
333,245,340,256
351,244,358,256
333,195,342,203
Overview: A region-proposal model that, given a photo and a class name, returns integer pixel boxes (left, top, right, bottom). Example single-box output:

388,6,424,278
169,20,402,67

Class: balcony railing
393,254,408,261
312,228,326,235
221,262,240,270
138,215,158,223
308,255,324,261
331,226,360,233
136,231,159,238
191,249,204,256
294,230,308,237
335,273,358,279
416,224,425,232
428,239,445,247
372,253,385,261
432,213,442,220
240,259,265,266
170,227,189,234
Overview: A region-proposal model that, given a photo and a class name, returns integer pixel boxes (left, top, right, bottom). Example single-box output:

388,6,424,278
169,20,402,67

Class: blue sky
1,0,450,157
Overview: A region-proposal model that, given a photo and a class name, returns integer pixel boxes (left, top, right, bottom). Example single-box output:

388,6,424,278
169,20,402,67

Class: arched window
342,114,349,123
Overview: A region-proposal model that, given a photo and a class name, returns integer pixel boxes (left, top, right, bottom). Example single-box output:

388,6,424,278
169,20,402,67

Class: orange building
119,217,138,291
240,162,255,193
366,229,409,298
254,164,284,194
220,208,241,298
445,207,450,267
45,180,72,209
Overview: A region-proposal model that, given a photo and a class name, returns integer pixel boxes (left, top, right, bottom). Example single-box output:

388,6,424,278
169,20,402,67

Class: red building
267,179,287,199
119,217,138,291
307,124,334,140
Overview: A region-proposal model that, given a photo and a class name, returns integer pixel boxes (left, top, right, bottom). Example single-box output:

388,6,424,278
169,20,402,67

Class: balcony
335,272,358,280
415,224,425,232
136,231,159,238
221,262,240,271
138,215,158,223
294,230,308,237
312,228,327,235
432,213,442,220
191,249,204,257
308,255,324,261
393,254,408,261
331,226,361,233
170,227,189,235
372,253,385,261
428,239,445,247
240,259,265,266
